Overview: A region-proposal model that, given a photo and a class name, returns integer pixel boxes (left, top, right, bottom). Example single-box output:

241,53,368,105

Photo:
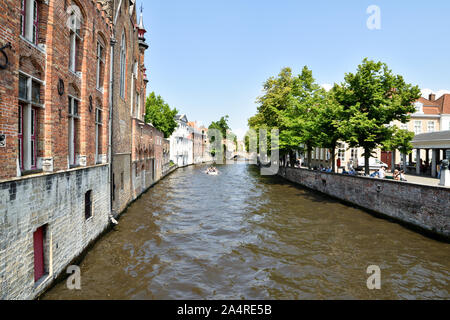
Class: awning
412,130,450,149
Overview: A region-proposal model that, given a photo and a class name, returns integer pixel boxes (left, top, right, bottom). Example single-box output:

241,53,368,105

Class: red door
381,151,392,170
33,226,45,282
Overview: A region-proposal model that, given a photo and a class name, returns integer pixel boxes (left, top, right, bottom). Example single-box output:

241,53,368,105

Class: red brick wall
0,0,112,180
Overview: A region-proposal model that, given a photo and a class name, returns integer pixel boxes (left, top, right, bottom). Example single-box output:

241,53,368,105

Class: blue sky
142,0,450,138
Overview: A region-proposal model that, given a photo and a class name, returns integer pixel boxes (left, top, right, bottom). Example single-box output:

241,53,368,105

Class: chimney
429,93,436,101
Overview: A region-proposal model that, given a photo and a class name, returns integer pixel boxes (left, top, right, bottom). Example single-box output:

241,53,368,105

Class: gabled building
170,114,193,167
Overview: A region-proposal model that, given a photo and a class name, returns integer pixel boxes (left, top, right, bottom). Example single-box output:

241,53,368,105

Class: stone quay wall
0,165,110,300
278,167,450,239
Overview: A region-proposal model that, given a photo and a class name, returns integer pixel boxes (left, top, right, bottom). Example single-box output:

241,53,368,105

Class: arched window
69,3,83,73
96,35,106,90
119,32,126,98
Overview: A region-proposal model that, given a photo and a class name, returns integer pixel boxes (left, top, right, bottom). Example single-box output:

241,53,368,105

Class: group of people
206,166,219,175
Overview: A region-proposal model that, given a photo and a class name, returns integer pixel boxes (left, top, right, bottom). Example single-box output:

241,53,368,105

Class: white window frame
338,143,346,162
414,121,422,135
95,107,103,163
427,121,435,133
68,95,81,166
96,41,105,91
18,71,44,172
119,33,126,98
20,0,39,45
69,9,82,73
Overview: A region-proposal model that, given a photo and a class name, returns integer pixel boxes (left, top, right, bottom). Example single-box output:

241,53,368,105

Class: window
135,92,140,119
20,0,39,45
427,121,435,133
400,123,408,130
119,33,126,98
85,190,92,220
95,107,103,163
96,41,105,90
414,121,422,135
414,102,423,114
338,143,346,162
120,172,124,190
69,8,82,73
351,148,358,160
20,0,26,37
68,96,80,166
18,73,43,171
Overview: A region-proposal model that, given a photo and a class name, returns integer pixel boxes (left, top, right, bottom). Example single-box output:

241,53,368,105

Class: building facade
0,0,161,300
0,0,113,299
188,121,204,164
169,114,193,167
306,94,450,173
162,138,171,174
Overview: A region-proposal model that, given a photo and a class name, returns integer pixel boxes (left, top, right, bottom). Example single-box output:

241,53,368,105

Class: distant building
162,138,171,174
188,121,205,164
170,115,193,167
307,93,450,173
0,0,152,300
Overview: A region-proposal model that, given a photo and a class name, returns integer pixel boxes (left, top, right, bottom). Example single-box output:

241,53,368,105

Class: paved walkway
401,174,444,188
298,166,448,188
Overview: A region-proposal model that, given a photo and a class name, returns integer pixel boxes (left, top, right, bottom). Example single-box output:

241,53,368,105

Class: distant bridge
226,151,257,161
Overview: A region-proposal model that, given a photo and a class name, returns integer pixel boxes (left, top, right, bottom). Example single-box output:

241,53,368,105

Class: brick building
0,0,113,299
162,137,171,174
188,121,204,164
0,0,164,300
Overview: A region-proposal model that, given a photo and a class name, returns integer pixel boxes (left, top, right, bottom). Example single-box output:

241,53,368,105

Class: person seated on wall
393,169,401,181
400,170,407,182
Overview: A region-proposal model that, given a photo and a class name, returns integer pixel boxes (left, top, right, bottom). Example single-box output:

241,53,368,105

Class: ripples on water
43,164,450,300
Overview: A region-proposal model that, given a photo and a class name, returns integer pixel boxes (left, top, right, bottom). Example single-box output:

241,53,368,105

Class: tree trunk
391,150,396,173
364,148,370,175
307,147,312,169
289,150,296,167
331,147,336,173
403,153,407,172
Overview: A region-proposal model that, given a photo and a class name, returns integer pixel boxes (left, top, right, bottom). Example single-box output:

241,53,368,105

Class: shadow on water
42,163,450,300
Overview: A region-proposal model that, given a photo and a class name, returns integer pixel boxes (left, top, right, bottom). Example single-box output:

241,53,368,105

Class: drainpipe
109,37,116,216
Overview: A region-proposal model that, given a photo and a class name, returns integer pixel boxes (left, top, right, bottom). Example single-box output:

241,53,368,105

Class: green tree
208,115,231,159
334,58,420,174
382,128,415,172
248,67,298,165
313,91,344,172
145,92,178,138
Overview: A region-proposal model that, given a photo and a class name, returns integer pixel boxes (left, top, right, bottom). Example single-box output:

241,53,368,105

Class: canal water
43,164,450,300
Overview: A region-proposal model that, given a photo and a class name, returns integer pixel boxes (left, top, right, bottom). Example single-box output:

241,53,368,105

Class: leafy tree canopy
145,92,178,138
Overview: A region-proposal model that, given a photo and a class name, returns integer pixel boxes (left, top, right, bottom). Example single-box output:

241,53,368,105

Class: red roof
416,94,450,114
